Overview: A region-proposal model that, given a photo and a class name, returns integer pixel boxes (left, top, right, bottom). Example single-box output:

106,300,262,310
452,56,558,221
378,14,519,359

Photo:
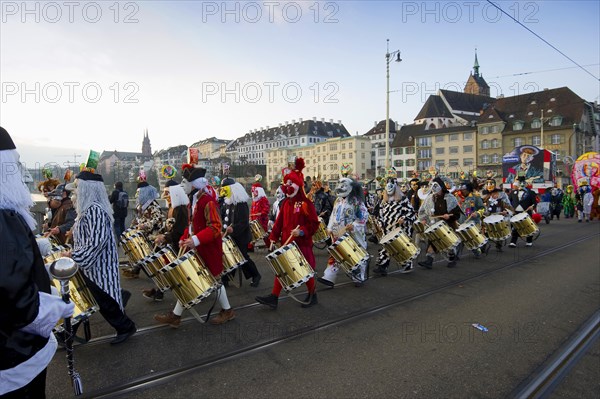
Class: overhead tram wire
485,0,600,82
489,64,600,79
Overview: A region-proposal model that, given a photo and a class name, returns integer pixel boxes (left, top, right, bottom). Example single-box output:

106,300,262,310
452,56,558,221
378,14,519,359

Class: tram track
78,232,599,398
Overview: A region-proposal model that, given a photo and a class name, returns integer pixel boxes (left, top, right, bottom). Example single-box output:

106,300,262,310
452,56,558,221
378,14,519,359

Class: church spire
473,48,480,77
142,129,151,157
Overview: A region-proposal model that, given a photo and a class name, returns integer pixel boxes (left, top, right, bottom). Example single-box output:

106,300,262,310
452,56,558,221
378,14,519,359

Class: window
514,138,524,147
330,144,337,151
435,160,445,168
449,146,459,154
405,147,415,154
417,160,431,170
532,135,541,146
531,119,541,129
406,159,416,167
463,145,473,153
463,132,473,140
513,121,524,130
492,125,500,134
418,149,431,158
394,160,404,167
417,137,431,146
492,154,500,163
361,143,365,149
348,142,353,149
481,126,490,134
449,159,459,166
361,153,365,159
491,139,500,148
463,158,474,166
449,134,459,141
482,140,490,149
342,153,346,160
393,148,402,155
435,135,445,142
378,148,385,156
349,153,353,159
551,134,563,144
341,143,346,150
549,116,563,127
435,147,445,155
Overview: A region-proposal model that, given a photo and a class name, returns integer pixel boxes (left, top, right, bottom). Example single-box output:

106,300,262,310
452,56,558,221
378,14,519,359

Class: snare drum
327,233,370,273
222,236,246,275
380,226,420,265
159,251,219,309
455,221,488,250
120,231,153,266
249,220,267,242
367,215,384,240
313,219,329,243
483,214,511,241
266,242,314,292
510,212,539,238
424,221,461,253
413,221,426,236
139,246,177,292
52,271,99,333
120,227,139,240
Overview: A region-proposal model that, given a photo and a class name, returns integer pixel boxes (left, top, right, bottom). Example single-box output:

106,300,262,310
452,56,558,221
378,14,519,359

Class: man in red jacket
154,165,234,327
256,158,320,309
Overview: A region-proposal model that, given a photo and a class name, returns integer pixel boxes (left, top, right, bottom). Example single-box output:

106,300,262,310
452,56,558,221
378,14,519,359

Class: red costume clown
250,174,271,250
256,158,320,309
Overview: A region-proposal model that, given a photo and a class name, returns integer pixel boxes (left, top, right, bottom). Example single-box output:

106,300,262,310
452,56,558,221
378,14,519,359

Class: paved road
46,219,600,398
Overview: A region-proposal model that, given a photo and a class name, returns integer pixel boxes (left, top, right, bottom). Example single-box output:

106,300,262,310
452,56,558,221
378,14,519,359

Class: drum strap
188,288,220,324
287,290,313,305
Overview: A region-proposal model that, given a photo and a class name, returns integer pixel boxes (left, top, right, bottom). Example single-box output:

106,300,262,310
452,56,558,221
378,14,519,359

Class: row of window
434,132,473,142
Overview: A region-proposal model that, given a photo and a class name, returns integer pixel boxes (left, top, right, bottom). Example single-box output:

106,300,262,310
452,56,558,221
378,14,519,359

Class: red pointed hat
283,157,305,187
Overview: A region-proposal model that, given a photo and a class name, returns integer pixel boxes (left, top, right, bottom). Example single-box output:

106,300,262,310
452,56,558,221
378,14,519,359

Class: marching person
480,178,514,252
220,177,262,287
154,165,235,327
109,181,128,239
249,176,271,251
407,177,423,214
63,170,137,345
311,178,334,226
122,178,164,278
142,179,190,301
417,177,462,269
256,158,320,309
317,175,369,287
0,126,74,397
268,186,285,233
373,174,417,276
508,178,538,248
44,184,76,246
457,180,486,258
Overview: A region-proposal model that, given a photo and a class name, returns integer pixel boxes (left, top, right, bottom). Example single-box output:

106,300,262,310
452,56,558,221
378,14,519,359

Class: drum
44,246,67,266
138,246,177,292
483,214,511,241
120,231,153,266
424,220,461,253
455,221,488,250
266,242,314,292
159,251,219,309
52,271,99,333
222,236,246,275
413,221,426,236
367,215,384,240
120,227,139,240
313,219,329,243
510,212,539,238
327,233,370,273
249,220,267,242
380,227,420,265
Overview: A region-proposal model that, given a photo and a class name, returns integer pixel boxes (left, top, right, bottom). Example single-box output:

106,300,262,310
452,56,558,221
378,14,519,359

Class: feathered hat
181,163,206,182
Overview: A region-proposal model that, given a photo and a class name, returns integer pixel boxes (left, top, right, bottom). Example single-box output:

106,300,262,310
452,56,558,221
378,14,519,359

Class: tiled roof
414,95,453,120
364,119,397,136
189,137,230,148
439,89,495,115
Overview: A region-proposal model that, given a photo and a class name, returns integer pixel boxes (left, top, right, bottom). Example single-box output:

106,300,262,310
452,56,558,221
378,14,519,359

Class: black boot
373,261,389,276
301,292,318,308
255,294,278,309
418,256,434,269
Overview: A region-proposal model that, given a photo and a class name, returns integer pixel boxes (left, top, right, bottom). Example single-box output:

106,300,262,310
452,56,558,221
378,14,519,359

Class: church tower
464,49,490,96
142,129,152,158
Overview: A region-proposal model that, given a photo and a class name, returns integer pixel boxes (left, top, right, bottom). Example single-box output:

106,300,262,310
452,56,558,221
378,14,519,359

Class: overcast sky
1,0,599,168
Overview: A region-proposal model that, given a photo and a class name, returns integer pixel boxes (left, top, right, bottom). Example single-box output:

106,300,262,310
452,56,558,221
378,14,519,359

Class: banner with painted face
503,145,554,184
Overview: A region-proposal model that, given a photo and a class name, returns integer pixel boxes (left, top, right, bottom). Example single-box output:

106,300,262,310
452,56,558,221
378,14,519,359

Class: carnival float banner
503,145,555,184
571,152,600,191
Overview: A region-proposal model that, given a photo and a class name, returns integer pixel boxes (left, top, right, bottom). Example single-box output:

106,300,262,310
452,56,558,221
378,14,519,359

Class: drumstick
283,225,301,246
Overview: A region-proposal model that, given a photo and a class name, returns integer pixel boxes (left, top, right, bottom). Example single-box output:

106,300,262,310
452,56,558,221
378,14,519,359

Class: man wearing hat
506,145,544,184
0,126,75,396
256,158,320,309
457,180,487,258
44,184,76,245
480,178,514,252
62,170,137,344
508,177,538,247
220,177,262,287
154,165,235,327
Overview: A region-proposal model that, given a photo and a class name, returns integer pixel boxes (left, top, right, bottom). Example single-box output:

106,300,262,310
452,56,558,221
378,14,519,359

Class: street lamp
385,38,402,170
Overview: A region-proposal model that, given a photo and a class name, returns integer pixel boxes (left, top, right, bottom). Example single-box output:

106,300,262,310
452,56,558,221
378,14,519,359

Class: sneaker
154,311,181,328
509,243,517,248
525,242,533,247
210,308,235,325
256,294,278,309
301,292,318,308
142,288,157,300
317,277,335,287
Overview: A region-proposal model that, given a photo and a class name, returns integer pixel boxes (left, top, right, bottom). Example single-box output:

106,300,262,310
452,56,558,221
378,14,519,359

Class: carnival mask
431,181,442,194
336,178,352,198
385,179,397,195
180,179,192,195
283,180,300,198
220,186,231,199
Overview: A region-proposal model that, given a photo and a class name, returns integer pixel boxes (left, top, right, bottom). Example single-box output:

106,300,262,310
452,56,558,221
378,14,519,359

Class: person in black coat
508,178,538,247
109,181,128,238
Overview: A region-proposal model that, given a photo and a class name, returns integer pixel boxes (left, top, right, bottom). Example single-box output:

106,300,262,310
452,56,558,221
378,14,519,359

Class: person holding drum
480,178,514,252
63,170,137,345
373,174,417,275
318,175,369,287
249,178,271,252
256,158,320,309
457,181,487,258
141,180,190,301
155,165,235,327
417,176,462,269
220,177,262,287
0,127,75,397
508,178,538,247
122,178,165,279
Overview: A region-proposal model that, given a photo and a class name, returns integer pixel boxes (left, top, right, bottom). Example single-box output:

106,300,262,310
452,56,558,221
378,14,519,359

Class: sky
1,0,599,168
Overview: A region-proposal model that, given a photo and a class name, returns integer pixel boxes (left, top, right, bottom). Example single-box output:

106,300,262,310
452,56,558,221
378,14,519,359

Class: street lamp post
385,38,402,170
